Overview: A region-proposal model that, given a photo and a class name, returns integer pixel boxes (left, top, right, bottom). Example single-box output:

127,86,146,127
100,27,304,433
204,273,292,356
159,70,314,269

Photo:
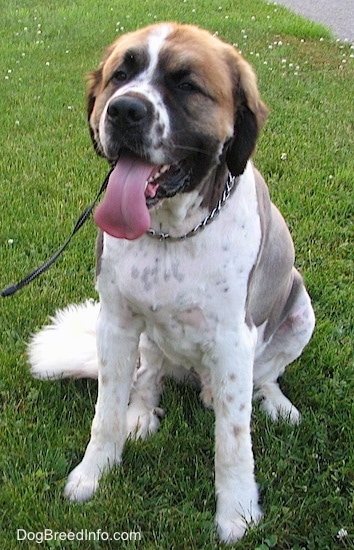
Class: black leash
1,167,113,298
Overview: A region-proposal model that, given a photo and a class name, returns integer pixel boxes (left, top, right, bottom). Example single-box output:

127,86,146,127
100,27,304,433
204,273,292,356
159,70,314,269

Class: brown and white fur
28,23,315,543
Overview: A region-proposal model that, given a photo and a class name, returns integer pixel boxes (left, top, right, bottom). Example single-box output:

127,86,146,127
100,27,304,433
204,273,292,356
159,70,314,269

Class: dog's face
88,23,267,239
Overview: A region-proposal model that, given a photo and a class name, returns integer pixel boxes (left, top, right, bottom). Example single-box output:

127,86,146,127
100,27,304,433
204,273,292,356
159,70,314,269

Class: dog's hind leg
253,285,315,424
126,333,166,440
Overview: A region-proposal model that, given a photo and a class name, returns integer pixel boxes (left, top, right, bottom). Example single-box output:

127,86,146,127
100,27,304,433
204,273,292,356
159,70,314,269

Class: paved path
276,0,354,43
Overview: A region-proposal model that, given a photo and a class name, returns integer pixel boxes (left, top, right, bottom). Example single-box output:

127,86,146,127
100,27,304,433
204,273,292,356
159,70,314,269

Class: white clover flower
337,529,348,540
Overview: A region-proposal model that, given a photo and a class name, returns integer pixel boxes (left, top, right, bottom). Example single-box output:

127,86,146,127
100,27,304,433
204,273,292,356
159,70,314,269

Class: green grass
0,0,353,548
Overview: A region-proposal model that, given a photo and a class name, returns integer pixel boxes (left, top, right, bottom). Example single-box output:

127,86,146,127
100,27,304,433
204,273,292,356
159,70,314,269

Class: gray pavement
275,0,354,43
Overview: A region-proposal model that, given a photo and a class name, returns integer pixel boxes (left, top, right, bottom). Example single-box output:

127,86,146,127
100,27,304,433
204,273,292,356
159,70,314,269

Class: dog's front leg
64,299,143,502
207,325,262,543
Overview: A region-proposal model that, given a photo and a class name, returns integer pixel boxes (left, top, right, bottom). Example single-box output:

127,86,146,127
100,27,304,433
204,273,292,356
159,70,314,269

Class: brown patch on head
86,26,156,115
162,25,236,107
100,26,159,82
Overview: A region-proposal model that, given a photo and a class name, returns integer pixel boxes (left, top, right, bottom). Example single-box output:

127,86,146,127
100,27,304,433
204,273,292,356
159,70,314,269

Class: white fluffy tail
28,299,100,380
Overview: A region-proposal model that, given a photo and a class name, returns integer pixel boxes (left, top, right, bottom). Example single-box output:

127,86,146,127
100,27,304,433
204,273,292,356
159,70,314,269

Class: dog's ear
225,52,268,176
86,42,117,157
87,69,101,121
86,68,104,156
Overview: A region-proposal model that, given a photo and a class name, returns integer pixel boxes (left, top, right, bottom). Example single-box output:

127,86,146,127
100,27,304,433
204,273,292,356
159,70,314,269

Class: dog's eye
178,81,199,93
112,70,127,83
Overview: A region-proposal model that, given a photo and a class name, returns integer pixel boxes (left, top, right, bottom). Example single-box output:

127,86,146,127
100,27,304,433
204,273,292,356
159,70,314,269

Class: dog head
87,23,267,239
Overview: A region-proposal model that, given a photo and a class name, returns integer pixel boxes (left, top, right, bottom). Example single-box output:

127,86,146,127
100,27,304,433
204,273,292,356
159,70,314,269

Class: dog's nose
107,96,148,127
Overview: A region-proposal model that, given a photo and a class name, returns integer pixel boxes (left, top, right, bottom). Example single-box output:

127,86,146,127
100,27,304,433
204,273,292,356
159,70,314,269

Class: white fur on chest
97,163,261,365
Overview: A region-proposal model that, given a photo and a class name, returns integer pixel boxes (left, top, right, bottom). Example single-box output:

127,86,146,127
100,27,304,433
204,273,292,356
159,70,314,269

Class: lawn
0,0,353,548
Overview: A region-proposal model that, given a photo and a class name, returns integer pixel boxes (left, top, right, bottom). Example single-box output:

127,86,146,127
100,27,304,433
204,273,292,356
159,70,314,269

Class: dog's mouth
94,150,192,240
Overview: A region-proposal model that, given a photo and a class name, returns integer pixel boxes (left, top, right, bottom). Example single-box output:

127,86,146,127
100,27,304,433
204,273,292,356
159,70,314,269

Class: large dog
29,23,315,543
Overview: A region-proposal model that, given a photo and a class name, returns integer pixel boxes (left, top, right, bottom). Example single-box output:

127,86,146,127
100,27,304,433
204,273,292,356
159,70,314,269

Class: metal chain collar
146,173,238,241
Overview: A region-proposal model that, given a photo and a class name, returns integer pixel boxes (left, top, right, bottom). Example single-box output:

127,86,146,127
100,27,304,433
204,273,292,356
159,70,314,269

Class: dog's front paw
127,406,165,440
64,466,99,502
64,442,121,502
216,516,248,543
216,507,262,544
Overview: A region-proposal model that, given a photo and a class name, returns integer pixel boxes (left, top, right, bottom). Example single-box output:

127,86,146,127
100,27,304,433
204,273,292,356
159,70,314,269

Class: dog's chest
107,233,232,315
97,167,262,362
101,236,232,363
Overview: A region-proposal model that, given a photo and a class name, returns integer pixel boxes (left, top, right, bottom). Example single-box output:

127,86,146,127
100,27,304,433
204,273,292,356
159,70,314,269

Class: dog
28,23,315,543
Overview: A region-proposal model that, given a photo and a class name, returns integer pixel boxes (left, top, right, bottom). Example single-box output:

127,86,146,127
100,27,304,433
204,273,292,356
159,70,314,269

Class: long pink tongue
94,152,155,240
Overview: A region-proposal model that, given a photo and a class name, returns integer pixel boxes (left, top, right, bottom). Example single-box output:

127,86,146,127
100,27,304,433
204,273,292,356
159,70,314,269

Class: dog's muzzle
94,95,196,240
